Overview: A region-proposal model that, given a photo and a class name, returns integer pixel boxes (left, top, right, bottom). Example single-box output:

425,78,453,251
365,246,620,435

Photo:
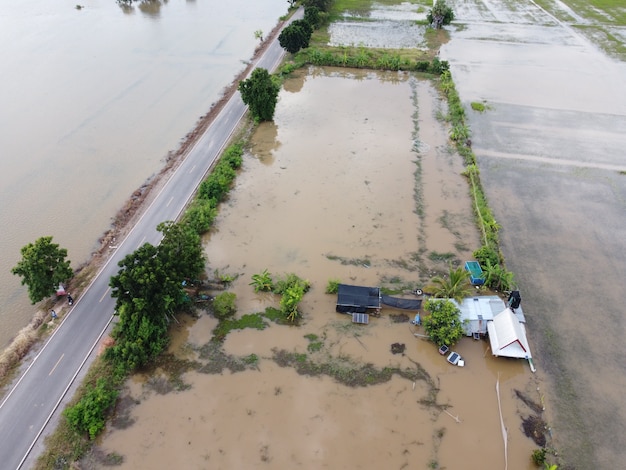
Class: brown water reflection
96,69,537,469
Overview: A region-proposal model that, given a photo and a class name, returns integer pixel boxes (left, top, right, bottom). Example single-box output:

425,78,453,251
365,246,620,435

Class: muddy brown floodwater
440,1,626,468
92,68,540,469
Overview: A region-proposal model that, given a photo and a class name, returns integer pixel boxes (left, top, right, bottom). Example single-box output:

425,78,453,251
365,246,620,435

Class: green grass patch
262,306,290,324
272,348,436,388
428,251,457,263
197,340,260,374
470,101,486,112
325,254,372,267
305,333,324,352
212,313,267,340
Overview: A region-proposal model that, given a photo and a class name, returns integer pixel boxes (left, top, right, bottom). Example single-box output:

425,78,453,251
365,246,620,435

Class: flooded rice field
0,0,287,348
328,2,428,49
440,0,626,468
94,69,539,469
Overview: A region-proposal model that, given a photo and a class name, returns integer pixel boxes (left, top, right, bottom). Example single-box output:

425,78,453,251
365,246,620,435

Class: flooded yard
93,69,538,469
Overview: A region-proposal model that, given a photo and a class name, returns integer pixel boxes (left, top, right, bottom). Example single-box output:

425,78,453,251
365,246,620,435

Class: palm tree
430,265,472,303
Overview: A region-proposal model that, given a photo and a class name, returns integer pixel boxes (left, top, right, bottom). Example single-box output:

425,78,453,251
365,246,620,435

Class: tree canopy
304,5,322,29
278,19,313,54
157,220,205,282
302,0,332,12
11,236,73,304
238,68,281,122
107,221,206,371
422,298,464,347
427,0,454,29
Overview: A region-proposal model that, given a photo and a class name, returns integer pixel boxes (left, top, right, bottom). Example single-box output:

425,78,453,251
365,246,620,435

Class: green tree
302,0,332,12
157,221,205,282
11,236,73,304
422,298,464,347
238,68,281,122
278,20,313,54
107,243,178,370
427,0,454,29
304,5,322,29
430,265,472,303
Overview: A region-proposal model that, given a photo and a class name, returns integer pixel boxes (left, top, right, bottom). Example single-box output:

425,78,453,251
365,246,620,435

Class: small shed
487,308,532,359
336,284,381,314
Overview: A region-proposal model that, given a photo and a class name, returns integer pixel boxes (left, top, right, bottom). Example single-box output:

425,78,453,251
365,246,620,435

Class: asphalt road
0,10,301,469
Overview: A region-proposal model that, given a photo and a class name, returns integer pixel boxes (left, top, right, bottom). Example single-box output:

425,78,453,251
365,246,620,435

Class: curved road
0,9,302,469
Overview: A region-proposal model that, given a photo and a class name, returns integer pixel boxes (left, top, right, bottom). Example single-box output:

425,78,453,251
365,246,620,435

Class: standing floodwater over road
441,1,626,468
0,0,287,348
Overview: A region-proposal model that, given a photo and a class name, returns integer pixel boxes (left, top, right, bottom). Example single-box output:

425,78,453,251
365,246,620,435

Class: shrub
430,57,449,74
274,273,310,295
325,278,341,294
64,378,118,439
280,282,306,322
416,60,430,72
471,101,486,112
531,448,547,466
212,292,237,320
182,199,218,234
473,245,499,267
198,164,236,202
221,143,244,170
250,269,274,292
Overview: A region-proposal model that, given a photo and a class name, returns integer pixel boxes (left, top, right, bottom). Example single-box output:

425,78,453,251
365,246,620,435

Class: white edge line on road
17,315,114,470
0,312,73,410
